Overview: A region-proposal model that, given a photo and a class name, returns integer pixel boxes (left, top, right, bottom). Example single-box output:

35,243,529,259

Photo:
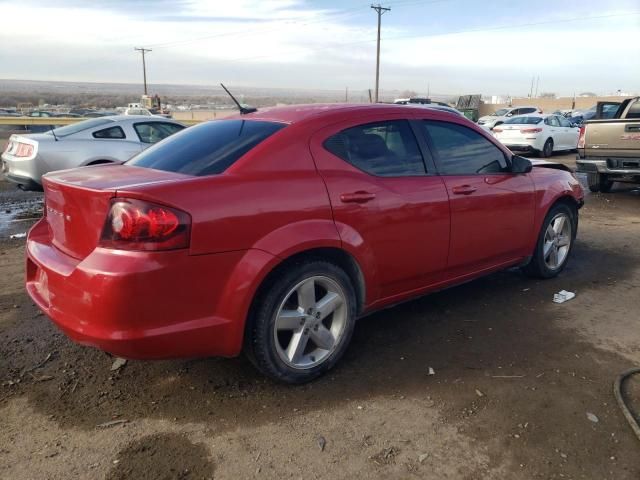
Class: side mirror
512,155,533,174
506,113,513,117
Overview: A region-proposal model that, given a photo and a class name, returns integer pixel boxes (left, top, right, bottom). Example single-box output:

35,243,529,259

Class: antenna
49,124,58,141
220,83,257,115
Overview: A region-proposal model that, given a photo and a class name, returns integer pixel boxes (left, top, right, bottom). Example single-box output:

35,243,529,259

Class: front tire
523,203,576,278
245,260,357,384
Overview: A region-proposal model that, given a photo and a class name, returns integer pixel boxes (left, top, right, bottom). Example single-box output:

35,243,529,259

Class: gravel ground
0,153,639,479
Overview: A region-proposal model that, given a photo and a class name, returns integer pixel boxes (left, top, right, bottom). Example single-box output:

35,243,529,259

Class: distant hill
0,78,456,109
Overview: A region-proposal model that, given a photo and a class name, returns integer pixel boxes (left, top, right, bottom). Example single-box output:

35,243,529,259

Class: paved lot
1,153,639,479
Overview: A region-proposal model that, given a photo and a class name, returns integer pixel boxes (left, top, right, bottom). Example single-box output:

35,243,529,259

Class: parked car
478,106,542,129
1,115,185,190
85,111,119,118
408,104,464,116
124,107,154,116
577,97,640,192
492,114,580,157
24,104,583,383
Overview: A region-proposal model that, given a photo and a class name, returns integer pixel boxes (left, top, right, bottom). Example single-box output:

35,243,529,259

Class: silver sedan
1,115,185,190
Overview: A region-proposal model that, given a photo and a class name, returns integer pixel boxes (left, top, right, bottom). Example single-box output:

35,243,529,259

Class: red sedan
26,104,584,383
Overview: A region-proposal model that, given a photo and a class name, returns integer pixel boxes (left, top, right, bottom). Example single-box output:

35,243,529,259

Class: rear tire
244,260,357,384
587,173,614,193
523,202,577,279
541,138,554,158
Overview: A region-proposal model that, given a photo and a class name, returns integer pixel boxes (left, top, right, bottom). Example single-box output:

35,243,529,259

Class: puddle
0,198,44,239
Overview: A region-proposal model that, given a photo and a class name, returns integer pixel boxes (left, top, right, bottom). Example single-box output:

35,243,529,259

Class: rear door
585,99,640,158
310,115,450,299
418,119,535,277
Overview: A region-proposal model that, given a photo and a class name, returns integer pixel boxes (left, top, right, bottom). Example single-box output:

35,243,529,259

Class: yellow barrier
0,116,202,126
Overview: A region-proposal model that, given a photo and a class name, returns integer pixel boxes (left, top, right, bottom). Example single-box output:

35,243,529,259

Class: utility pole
345,86,349,103
134,47,152,96
371,4,390,103
534,76,540,98
529,76,535,98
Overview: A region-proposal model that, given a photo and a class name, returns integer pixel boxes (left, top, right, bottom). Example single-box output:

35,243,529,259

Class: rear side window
323,120,425,176
626,101,640,119
422,121,509,175
127,119,285,176
134,122,184,144
93,126,125,139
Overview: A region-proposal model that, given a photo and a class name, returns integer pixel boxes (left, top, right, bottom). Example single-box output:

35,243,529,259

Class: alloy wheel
543,213,572,270
273,276,348,369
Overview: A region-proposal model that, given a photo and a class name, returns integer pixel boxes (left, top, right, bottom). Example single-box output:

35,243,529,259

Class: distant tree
539,92,556,99
578,92,597,97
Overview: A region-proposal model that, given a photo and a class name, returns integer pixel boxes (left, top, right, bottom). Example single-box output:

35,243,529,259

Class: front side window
127,119,285,176
557,116,571,127
323,120,425,176
545,116,560,127
520,108,537,114
134,122,184,144
422,121,509,175
93,126,125,139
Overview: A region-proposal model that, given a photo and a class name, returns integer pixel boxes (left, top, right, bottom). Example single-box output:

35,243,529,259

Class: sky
0,0,638,97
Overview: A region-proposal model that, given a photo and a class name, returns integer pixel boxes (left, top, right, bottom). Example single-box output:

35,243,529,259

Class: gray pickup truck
576,97,640,192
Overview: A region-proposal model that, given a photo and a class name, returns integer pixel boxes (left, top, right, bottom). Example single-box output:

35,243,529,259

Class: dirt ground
1,153,639,479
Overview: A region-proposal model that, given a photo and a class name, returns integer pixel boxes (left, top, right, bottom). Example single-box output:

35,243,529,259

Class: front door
310,116,451,301
418,119,536,277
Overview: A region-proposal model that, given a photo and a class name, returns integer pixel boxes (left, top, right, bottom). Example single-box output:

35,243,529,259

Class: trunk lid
42,164,191,259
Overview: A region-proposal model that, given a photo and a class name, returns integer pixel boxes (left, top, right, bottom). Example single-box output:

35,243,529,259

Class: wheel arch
249,247,367,320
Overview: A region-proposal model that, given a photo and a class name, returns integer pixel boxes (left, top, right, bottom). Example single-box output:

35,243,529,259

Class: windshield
126,119,286,176
492,108,510,116
503,116,543,125
49,118,113,138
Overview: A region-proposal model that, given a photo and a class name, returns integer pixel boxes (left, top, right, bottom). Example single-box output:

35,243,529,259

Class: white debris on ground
553,290,576,304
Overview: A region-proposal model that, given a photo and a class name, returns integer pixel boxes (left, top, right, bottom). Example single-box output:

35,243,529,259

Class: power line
193,11,639,66
371,4,391,103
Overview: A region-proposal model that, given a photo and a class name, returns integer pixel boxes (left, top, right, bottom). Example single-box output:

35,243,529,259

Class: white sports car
492,114,580,157
1,116,185,190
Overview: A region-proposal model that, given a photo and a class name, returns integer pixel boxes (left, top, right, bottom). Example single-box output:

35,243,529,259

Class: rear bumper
576,158,640,176
1,153,42,190
25,218,276,359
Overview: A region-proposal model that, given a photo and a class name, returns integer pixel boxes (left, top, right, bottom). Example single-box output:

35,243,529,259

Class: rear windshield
126,119,286,176
503,116,543,125
51,118,114,137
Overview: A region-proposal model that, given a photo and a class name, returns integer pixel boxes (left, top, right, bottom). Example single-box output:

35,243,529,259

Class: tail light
577,126,586,148
520,128,543,133
99,198,191,251
493,128,503,133
14,143,34,157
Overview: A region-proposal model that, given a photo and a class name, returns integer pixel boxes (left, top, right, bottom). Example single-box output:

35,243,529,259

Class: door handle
451,185,477,195
340,191,376,203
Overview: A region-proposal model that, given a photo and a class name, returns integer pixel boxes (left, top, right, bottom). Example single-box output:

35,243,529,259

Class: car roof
235,103,459,124
97,115,180,122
